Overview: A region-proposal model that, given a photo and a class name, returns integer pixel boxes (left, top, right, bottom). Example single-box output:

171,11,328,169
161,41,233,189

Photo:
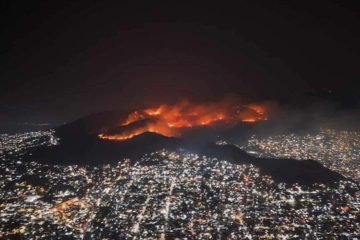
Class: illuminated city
241,128,360,183
1,130,360,239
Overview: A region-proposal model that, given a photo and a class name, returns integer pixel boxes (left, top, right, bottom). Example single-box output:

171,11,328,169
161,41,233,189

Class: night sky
0,1,359,131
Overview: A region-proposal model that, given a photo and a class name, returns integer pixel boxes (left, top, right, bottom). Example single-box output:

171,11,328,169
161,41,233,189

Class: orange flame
98,99,267,140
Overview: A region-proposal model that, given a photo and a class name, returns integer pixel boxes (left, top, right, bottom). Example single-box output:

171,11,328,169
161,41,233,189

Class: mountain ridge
23,112,345,186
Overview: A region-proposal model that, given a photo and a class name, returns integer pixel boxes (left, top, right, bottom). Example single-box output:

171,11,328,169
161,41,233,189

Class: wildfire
98,98,268,141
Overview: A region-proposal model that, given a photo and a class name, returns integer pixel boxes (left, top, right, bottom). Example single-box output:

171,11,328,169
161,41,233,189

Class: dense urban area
241,128,360,183
0,129,360,239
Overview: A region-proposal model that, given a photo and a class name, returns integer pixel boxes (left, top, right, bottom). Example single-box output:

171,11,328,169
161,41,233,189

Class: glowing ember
98,98,268,140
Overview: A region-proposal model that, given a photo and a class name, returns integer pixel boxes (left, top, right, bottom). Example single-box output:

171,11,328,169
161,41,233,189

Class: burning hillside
98,99,267,141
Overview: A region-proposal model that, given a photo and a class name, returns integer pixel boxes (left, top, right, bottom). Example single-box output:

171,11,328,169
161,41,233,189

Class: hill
25,111,344,185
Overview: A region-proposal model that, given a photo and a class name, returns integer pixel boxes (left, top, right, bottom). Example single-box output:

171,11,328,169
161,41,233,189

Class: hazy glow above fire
98,99,267,141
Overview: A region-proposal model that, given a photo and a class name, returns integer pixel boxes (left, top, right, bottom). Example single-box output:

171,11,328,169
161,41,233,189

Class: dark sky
0,1,359,130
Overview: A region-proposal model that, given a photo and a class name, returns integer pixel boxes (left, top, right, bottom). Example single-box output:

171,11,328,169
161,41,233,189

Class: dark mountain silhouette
28,131,181,165
56,111,129,137
24,111,344,185
25,111,181,165
199,143,344,185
